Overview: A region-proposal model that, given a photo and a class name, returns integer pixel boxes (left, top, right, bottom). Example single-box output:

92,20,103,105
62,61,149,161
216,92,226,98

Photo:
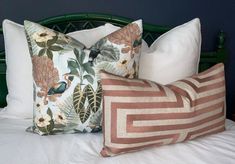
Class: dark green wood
0,13,227,107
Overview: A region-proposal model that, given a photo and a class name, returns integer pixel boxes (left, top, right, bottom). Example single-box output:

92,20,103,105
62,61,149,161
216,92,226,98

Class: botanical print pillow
100,63,225,157
24,20,142,135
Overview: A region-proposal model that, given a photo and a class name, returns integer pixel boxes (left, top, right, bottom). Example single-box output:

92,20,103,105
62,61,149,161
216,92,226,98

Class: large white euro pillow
2,20,33,118
139,18,201,84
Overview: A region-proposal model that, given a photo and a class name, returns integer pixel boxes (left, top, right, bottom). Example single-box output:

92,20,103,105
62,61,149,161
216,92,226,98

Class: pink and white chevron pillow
100,63,226,157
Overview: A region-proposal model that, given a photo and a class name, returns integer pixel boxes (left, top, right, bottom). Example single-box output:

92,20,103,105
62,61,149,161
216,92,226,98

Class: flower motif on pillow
32,29,57,42
24,20,142,135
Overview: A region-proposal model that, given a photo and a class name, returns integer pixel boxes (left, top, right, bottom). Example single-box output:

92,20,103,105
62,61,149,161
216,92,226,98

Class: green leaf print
98,44,120,62
56,39,68,45
91,38,120,64
35,33,63,59
37,126,49,135
73,48,80,62
38,48,46,56
79,50,86,64
68,49,95,85
47,108,55,133
85,82,102,113
36,41,46,47
79,107,91,123
83,63,95,76
49,45,63,51
47,108,53,118
46,50,53,59
47,120,55,134
83,74,94,84
74,48,86,65
73,84,86,114
67,61,79,75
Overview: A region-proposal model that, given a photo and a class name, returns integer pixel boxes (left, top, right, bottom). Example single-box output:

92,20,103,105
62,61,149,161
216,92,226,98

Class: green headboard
0,13,227,107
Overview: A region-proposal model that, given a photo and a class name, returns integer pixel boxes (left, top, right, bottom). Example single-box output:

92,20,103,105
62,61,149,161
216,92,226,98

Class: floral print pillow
24,20,142,135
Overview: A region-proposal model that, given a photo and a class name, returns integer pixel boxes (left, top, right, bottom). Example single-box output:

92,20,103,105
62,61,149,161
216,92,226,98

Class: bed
0,13,234,164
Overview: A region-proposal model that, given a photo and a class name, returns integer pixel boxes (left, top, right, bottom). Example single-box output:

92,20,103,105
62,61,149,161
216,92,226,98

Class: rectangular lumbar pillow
24,19,142,135
100,63,226,157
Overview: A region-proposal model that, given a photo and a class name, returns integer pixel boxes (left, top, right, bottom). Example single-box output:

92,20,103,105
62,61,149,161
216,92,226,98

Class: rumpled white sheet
0,115,235,164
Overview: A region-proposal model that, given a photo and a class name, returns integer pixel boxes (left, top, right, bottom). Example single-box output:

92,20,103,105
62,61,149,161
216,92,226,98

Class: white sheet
0,116,235,164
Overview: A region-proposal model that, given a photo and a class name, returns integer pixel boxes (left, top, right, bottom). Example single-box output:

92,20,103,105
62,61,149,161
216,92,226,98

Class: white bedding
0,115,235,164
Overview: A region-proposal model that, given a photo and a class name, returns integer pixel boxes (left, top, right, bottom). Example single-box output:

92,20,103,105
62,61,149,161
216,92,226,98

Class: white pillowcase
2,20,137,118
67,23,119,48
3,20,33,118
139,18,201,84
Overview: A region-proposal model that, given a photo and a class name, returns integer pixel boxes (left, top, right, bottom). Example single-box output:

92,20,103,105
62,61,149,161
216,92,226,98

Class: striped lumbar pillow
100,63,226,157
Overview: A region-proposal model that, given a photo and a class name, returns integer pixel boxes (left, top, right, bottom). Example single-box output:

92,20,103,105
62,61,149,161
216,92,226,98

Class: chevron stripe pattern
100,63,226,157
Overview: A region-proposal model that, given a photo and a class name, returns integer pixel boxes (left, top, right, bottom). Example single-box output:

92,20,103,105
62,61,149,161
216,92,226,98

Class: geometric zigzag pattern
100,63,226,157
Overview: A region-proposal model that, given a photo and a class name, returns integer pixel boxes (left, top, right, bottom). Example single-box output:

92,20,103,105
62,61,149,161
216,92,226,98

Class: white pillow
1,20,134,118
3,20,33,118
67,23,119,48
139,18,201,84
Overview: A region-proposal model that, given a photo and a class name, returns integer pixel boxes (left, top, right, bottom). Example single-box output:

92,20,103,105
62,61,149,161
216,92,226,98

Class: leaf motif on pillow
73,82,102,123
79,106,91,123
73,84,86,114
34,32,63,59
67,48,95,85
96,44,120,62
85,82,102,113
107,23,142,58
89,39,120,64
82,63,95,77
57,96,79,128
